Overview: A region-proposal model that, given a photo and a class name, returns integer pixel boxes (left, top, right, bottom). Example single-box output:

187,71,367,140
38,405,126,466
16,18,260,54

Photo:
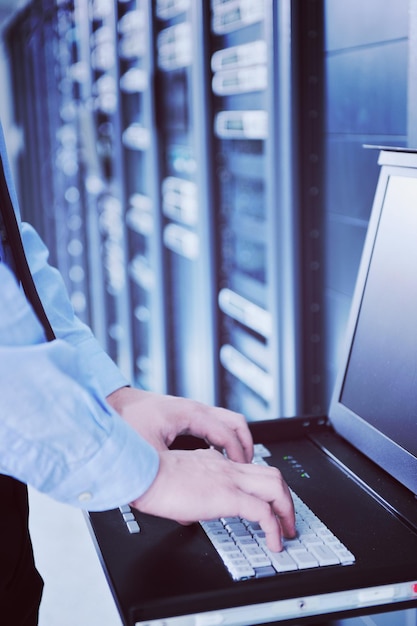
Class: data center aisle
28,488,122,626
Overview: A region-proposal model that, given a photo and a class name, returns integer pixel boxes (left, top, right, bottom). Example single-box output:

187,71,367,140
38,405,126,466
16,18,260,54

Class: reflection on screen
341,175,417,457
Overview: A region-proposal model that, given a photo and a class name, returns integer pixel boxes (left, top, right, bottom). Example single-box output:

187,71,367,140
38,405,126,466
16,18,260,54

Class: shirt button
78,491,93,503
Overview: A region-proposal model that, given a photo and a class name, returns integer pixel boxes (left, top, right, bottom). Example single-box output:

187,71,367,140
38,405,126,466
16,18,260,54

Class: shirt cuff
47,414,160,511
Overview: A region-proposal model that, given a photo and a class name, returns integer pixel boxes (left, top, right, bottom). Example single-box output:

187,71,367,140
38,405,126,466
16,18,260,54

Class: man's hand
107,387,296,551
130,447,296,552
106,386,253,463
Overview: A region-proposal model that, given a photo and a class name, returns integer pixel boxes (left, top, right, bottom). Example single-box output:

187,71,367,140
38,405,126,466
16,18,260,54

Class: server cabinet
6,0,326,414
153,0,217,404
6,0,149,380
209,0,305,420
116,0,167,392
72,0,168,386
6,0,92,327
81,0,134,377
6,0,175,389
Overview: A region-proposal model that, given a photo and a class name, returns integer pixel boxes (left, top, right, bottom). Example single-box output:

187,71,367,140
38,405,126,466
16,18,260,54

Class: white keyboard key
254,566,276,578
331,545,355,564
298,533,324,546
316,527,335,540
296,521,311,533
254,534,267,548
241,547,271,568
228,562,255,580
249,555,273,568
217,543,241,554
126,520,140,534
269,550,298,572
241,545,266,557
235,536,256,546
202,521,224,531
283,538,304,551
209,532,233,543
288,549,319,569
308,544,340,566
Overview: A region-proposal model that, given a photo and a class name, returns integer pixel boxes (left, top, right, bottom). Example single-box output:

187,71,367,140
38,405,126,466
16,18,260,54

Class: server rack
82,0,134,376
7,0,219,399
53,2,93,325
153,0,217,404
6,0,138,379
5,0,326,415
208,0,306,420
6,0,92,327
116,0,167,392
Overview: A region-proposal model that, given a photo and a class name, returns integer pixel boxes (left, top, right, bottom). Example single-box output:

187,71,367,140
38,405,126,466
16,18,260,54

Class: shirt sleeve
20,221,129,397
0,264,159,510
0,120,127,397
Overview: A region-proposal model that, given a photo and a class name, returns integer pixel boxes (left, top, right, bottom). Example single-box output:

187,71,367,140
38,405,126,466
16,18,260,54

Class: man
0,123,295,625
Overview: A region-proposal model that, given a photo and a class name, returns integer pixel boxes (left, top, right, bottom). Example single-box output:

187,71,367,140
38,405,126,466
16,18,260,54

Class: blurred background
0,1,416,624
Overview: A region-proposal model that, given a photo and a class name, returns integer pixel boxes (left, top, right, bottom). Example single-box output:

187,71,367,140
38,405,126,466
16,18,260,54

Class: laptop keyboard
200,447,355,581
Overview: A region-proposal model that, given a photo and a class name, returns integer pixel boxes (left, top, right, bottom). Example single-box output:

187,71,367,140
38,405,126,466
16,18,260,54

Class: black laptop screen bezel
329,150,417,497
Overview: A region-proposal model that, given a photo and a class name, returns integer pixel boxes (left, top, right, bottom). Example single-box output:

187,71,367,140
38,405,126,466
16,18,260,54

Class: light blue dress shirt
0,123,159,510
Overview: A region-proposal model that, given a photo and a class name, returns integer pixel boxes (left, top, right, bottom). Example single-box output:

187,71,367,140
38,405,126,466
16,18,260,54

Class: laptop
86,148,417,626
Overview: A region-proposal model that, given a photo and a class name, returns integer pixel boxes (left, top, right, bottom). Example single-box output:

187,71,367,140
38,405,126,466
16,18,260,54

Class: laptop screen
331,162,417,496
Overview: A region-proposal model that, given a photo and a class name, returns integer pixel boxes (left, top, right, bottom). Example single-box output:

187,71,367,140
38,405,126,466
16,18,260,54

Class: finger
193,407,253,463
227,411,254,462
235,493,284,552
233,463,296,539
270,482,296,539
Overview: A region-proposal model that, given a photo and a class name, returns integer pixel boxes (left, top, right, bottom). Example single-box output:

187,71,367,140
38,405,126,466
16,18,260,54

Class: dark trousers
0,475,43,625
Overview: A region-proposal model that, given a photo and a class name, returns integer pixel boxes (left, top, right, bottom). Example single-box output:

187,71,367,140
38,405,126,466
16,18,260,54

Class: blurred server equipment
5,0,93,327
153,0,217,404
209,0,325,419
5,0,134,378
5,0,326,415
116,0,168,392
